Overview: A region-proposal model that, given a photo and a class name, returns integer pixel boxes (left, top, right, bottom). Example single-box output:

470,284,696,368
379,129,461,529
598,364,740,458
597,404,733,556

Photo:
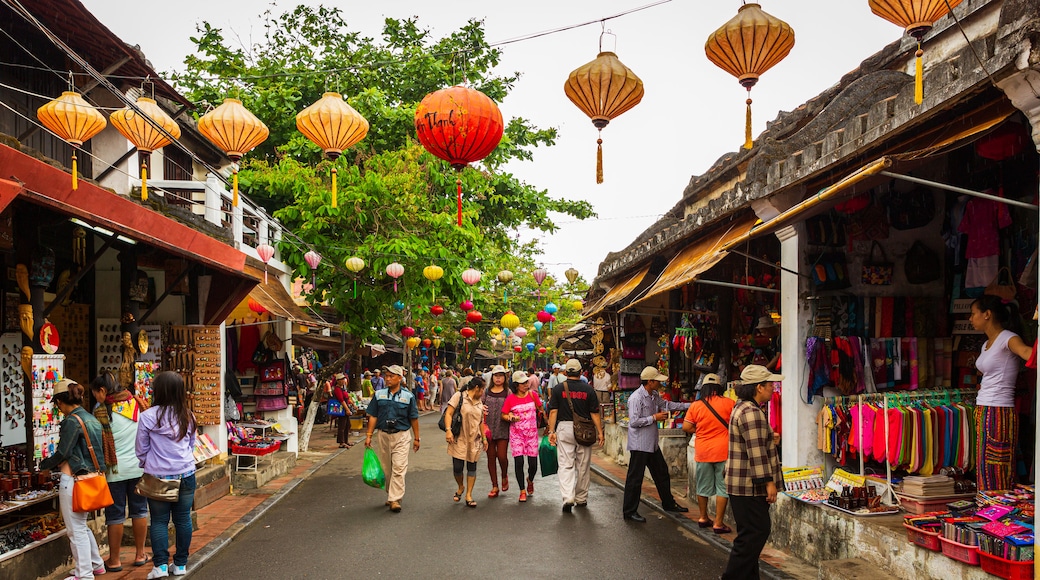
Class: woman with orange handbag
40,378,108,580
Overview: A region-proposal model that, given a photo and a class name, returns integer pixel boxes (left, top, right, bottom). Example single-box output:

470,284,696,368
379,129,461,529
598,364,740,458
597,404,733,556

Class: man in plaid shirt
723,365,784,580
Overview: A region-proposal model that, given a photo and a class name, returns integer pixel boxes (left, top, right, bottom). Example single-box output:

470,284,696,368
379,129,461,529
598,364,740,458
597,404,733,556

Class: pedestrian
526,367,541,399
361,371,374,398
439,369,457,413
722,365,784,580
136,371,197,578
502,370,545,502
444,376,488,507
364,365,421,513
458,367,474,390
592,365,612,408
681,373,734,533
333,373,354,449
370,368,385,391
622,366,691,522
40,378,107,580
415,370,428,411
547,363,563,391
482,364,511,498
546,359,603,512
90,372,150,571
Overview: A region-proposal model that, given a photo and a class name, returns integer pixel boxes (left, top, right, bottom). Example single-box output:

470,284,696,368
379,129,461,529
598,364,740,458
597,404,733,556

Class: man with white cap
547,359,602,512
622,366,691,522
364,365,420,513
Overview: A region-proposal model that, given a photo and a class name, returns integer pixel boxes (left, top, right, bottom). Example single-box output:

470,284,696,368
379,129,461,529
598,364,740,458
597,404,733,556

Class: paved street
193,414,729,579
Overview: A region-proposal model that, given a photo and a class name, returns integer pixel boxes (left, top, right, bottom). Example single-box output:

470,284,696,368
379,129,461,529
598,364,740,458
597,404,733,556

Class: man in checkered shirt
722,365,784,580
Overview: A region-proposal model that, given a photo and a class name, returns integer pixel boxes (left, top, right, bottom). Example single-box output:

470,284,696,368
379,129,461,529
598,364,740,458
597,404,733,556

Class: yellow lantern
37,91,107,190
564,43,644,184
573,300,584,311
406,337,421,350
296,92,369,208
500,310,520,331
565,267,579,284
344,256,365,299
109,96,181,201
705,3,795,149
490,326,501,337
868,0,964,104
197,98,269,207
432,338,442,349
422,264,444,302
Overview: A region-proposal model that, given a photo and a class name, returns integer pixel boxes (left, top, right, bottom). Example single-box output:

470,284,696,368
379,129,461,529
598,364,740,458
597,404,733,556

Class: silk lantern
255,243,275,283
565,267,579,284
536,310,552,324
538,346,547,354
533,268,547,287
461,268,481,300
526,342,535,352
705,3,795,149
414,86,504,226
460,300,474,312
430,305,444,317
497,270,514,303
501,310,520,331
393,300,405,311
564,37,644,183
109,96,181,201
423,264,444,302
433,338,442,348
460,326,476,339
296,92,369,208
466,311,483,324
434,325,443,334
869,0,963,104
247,297,267,315
533,321,543,332
401,326,416,338
545,302,558,315
345,256,365,298
422,338,432,348
197,98,269,207
573,300,584,311
406,337,420,350
386,262,404,293
304,251,321,289
37,91,107,190
514,345,522,353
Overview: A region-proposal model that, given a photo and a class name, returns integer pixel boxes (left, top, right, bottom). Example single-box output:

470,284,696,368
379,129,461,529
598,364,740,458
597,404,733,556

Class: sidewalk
589,450,818,580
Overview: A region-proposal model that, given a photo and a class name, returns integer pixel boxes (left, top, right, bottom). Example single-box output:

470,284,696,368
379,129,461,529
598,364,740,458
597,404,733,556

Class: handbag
255,395,287,411
70,414,115,513
437,392,463,438
985,267,1017,302
562,381,597,446
861,242,894,285
135,473,180,502
904,241,941,284
224,394,241,421
809,252,851,291
327,399,346,417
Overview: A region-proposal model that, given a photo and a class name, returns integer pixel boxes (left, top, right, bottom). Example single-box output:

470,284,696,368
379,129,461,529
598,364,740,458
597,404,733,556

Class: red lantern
460,300,474,312
536,310,552,323
401,326,416,338
248,298,267,315
414,86,504,226
538,347,547,354
514,345,522,353
430,305,444,317
460,326,476,339
466,310,483,324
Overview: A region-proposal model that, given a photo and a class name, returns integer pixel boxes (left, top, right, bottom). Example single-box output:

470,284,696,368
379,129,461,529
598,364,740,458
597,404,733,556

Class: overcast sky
81,0,900,284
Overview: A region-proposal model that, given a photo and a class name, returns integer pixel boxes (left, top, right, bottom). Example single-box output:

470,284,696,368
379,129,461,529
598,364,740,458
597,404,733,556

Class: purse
135,473,180,503
985,267,1017,302
70,414,115,513
562,381,597,446
437,392,463,437
861,242,893,286
327,399,346,417
810,252,851,291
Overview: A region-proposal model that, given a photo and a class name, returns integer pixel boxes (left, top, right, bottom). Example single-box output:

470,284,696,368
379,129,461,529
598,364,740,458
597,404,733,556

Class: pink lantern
514,327,528,339
304,250,321,289
401,326,416,338
460,300,474,312
532,268,547,286
256,243,275,283
536,310,552,323
461,268,481,300
386,262,404,292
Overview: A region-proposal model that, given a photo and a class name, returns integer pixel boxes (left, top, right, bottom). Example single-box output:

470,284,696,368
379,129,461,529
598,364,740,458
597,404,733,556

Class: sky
80,0,901,286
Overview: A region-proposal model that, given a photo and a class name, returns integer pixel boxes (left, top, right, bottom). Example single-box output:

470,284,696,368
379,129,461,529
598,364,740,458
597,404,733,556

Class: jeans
148,473,196,568
59,473,103,579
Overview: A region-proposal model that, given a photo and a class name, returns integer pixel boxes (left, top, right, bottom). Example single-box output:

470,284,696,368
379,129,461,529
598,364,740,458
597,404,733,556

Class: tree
176,6,594,450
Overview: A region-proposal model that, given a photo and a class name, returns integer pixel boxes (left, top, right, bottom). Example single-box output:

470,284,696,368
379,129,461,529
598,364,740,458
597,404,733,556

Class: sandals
487,488,499,498
501,479,509,492
465,499,477,508
453,491,463,503
713,525,733,534
697,520,712,528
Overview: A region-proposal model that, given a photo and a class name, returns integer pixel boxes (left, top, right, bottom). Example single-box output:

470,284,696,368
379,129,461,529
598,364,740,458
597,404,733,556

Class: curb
590,462,795,580
185,448,344,577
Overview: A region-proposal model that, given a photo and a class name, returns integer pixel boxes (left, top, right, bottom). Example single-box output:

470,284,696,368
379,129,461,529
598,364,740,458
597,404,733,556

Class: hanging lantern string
745,90,753,150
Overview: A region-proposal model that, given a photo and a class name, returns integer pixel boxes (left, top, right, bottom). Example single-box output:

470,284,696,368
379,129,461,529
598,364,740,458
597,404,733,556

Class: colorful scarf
93,390,143,472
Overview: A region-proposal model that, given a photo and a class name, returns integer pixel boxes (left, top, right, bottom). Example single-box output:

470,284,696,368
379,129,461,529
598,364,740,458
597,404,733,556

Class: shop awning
624,214,760,310
582,264,651,320
245,265,322,326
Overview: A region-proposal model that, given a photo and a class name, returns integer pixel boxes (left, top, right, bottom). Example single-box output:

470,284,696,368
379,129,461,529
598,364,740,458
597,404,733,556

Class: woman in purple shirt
136,372,196,579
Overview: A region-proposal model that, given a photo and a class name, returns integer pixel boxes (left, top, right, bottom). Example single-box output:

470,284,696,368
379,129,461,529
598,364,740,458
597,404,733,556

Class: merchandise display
0,333,25,446
168,326,221,425
29,355,63,462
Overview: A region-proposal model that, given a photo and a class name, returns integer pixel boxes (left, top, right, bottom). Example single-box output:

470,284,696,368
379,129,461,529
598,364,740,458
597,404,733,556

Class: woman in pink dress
502,370,546,502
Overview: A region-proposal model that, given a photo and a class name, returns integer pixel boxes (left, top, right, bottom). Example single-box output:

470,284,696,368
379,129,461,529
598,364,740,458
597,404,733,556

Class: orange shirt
684,396,735,463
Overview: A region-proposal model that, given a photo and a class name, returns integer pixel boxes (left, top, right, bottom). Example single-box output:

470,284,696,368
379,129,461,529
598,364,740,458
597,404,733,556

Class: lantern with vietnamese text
255,243,275,283
705,3,795,149
869,0,963,104
197,98,269,207
414,86,504,226
109,96,181,201
296,92,369,208
386,262,404,293
37,91,107,190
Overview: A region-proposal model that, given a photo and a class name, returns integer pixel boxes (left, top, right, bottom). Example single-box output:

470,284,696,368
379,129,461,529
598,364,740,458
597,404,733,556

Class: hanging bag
362,447,385,489
861,242,894,286
810,252,851,291
437,392,464,437
904,241,941,284
985,267,1017,302
562,381,597,446
70,414,115,512
327,398,346,417
887,188,935,230
538,434,558,476
135,473,181,503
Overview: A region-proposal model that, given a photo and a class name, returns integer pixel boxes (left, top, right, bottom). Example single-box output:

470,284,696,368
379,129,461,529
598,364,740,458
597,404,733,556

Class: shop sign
952,320,983,335
951,299,974,314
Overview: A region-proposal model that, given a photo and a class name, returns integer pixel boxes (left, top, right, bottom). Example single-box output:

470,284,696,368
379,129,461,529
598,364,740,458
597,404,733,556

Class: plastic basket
978,551,1033,580
903,523,941,551
231,440,281,456
939,536,980,566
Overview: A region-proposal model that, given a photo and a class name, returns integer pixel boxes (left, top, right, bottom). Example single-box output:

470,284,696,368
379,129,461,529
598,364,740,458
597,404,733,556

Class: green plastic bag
539,435,558,477
362,447,385,489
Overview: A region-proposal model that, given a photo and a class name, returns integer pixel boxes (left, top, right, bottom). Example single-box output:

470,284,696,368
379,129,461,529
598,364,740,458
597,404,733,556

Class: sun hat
53,378,77,395
491,364,508,375
740,365,784,384
334,372,346,380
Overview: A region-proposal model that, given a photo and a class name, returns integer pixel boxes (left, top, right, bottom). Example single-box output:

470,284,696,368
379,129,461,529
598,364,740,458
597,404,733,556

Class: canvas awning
582,264,650,320
245,265,322,326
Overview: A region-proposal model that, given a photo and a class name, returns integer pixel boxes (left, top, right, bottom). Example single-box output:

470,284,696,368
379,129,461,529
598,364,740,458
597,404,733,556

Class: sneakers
562,502,574,513
527,479,534,494
147,564,169,579
519,490,527,502
172,565,187,576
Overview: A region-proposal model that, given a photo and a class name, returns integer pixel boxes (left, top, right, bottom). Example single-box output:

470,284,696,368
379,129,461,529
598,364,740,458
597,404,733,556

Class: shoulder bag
562,381,597,447
135,473,180,503
701,398,729,429
70,414,115,512
438,392,463,437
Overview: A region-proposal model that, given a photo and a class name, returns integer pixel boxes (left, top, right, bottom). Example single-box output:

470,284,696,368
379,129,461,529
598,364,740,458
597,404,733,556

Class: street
193,414,729,579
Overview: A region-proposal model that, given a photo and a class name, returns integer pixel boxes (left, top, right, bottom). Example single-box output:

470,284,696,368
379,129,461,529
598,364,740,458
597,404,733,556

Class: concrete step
231,451,296,491
819,558,881,580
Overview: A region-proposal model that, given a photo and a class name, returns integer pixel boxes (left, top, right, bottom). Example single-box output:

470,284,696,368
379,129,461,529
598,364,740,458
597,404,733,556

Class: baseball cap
53,378,77,395
740,365,784,384
385,365,406,377
639,366,669,382
491,364,508,375
564,359,582,374
552,363,561,370
702,373,721,385
511,370,529,383
334,373,346,380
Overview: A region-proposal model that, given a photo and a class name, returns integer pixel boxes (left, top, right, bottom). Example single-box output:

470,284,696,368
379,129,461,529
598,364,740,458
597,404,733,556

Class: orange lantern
296,92,369,208
705,3,795,149
37,91,107,190
415,86,504,226
109,96,181,201
197,98,269,207
868,0,963,104
564,37,644,184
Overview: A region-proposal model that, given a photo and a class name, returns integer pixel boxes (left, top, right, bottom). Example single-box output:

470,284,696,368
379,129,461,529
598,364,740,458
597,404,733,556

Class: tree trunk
298,346,357,452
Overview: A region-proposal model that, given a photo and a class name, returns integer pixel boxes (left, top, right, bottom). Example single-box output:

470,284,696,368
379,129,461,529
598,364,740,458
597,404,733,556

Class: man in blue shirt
623,366,691,522
370,369,385,390
364,365,420,512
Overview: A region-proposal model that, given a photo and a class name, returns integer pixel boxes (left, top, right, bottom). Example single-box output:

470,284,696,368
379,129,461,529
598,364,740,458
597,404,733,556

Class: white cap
639,366,669,382
511,370,529,383
564,359,582,374
702,373,721,385
740,365,784,384
491,365,508,375
552,363,561,370
385,365,406,377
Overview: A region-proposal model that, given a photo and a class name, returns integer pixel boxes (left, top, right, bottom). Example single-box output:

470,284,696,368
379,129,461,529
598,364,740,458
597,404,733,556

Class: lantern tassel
456,178,462,226
914,46,924,105
232,171,239,207
353,279,357,299
332,167,338,208
596,137,603,184
264,265,268,284
71,151,78,190
744,97,753,150
141,162,148,201
504,288,508,304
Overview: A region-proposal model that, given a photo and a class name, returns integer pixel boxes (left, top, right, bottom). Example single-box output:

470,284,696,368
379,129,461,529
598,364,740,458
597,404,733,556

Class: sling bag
701,398,729,429
562,381,597,446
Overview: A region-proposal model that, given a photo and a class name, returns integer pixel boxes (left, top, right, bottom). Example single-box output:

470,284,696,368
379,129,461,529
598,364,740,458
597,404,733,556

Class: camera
385,419,399,429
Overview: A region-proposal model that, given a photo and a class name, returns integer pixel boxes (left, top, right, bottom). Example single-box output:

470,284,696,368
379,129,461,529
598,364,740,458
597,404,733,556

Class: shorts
695,461,728,499
105,477,149,525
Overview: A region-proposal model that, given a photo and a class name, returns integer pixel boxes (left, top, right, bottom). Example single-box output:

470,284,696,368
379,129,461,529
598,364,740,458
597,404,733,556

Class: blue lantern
544,302,558,315
502,328,511,337
526,342,535,352
393,300,405,311
533,321,543,332
421,355,429,361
